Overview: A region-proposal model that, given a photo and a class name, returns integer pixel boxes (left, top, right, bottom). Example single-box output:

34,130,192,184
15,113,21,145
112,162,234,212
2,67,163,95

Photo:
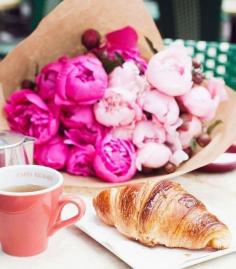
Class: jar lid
0,131,26,150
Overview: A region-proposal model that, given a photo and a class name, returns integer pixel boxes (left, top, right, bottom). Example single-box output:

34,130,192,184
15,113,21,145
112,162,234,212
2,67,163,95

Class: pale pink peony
55,54,108,106
61,105,95,128
93,135,136,182
207,77,228,102
5,90,59,144
34,136,69,170
141,90,179,125
111,123,136,140
146,44,192,96
164,117,183,135
166,131,182,152
179,84,227,120
109,61,146,98
66,145,95,176
136,142,171,170
36,57,65,101
178,114,202,149
162,118,183,152
94,87,138,127
170,150,189,166
133,120,166,148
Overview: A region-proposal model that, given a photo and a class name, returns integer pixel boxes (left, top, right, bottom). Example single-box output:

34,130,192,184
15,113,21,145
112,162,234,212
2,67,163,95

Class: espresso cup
0,165,85,257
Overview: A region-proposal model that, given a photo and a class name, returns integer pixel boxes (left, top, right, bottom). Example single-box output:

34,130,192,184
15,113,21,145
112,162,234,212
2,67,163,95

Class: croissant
93,180,231,250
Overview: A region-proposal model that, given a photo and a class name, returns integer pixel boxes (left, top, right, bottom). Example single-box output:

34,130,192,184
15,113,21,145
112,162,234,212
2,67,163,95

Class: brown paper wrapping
0,0,236,189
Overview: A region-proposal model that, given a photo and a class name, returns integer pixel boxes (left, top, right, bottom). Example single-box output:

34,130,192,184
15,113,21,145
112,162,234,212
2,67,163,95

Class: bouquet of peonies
4,26,227,183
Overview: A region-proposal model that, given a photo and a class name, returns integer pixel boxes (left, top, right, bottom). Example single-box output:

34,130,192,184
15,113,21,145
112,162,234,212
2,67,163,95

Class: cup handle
48,195,86,236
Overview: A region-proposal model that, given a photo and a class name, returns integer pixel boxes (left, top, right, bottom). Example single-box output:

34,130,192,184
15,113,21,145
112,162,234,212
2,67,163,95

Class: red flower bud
141,167,154,174
192,59,201,69
21,79,35,90
183,147,193,157
192,72,204,85
196,133,211,147
81,29,101,50
164,162,177,174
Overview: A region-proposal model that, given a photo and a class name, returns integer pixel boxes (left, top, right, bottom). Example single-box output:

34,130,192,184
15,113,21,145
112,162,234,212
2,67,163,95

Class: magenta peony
65,123,106,147
34,136,69,170
61,105,95,128
93,135,136,182
36,57,65,101
5,90,59,144
146,44,192,96
55,54,108,106
99,26,147,73
66,145,95,176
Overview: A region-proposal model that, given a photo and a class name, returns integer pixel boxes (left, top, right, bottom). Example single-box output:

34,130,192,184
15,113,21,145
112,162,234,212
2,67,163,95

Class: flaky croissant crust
93,180,231,250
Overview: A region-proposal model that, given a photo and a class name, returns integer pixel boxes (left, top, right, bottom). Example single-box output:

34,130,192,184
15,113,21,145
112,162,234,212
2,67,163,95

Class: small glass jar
0,130,35,167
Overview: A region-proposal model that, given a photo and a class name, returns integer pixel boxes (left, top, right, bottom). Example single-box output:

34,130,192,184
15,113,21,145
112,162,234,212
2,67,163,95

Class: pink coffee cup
0,165,85,257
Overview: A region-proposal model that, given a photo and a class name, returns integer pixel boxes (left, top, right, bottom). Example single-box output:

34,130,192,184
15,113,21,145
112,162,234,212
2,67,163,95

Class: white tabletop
1,225,236,269
1,170,236,269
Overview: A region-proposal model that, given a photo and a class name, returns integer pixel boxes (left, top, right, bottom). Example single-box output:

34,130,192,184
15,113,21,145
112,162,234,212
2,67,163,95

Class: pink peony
94,87,139,127
36,57,65,101
34,136,69,170
179,82,227,120
133,120,166,148
109,61,146,97
66,145,95,176
136,142,171,170
146,44,192,96
5,90,59,144
178,114,202,149
61,105,95,128
93,135,136,182
141,90,179,125
98,26,147,73
55,54,108,106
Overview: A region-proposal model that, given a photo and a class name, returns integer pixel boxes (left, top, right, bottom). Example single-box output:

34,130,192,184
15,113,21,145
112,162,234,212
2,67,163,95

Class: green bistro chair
164,39,236,90
155,0,222,41
0,0,61,58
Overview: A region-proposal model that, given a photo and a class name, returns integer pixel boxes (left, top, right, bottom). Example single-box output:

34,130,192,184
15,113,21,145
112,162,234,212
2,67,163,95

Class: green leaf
190,138,197,151
145,36,158,54
95,51,124,73
34,62,39,76
207,119,222,135
114,52,125,64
